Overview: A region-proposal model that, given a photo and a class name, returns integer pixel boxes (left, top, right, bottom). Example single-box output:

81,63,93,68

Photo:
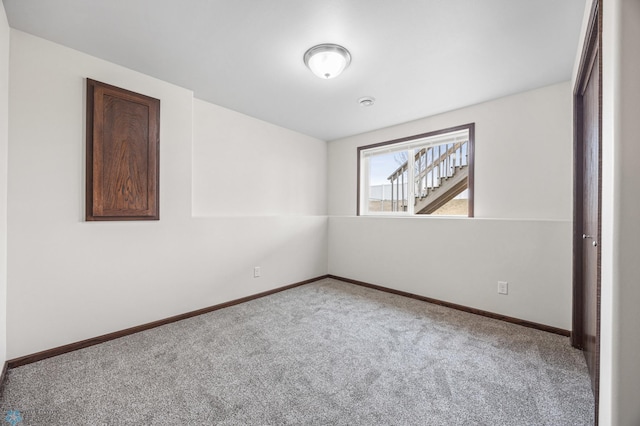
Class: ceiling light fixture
304,44,351,79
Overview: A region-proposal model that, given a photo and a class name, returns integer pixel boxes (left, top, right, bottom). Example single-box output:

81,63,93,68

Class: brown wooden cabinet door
86,79,160,221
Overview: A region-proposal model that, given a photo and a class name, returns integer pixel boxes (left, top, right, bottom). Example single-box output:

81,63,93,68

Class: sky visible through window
369,152,402,186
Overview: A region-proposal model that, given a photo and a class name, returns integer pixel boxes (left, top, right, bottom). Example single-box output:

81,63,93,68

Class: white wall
7,30,328,359
601,0,640,424
329,82,572,220
328,83,574,330
193,99,326,217
0,2,10,366
329,217,571,328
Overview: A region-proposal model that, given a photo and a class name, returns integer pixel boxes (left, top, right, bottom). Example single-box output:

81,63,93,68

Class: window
357,123,474,216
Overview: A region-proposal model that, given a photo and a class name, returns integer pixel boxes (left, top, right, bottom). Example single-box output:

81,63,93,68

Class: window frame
356,123,475,217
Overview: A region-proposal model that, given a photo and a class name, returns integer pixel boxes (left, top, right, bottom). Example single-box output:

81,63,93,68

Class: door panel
572,2,601,420
581,53,600,392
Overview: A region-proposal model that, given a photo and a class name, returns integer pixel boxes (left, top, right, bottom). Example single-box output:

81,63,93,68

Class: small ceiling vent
358,96,375,107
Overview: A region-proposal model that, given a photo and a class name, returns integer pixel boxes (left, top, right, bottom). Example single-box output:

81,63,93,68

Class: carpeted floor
0,278,594,425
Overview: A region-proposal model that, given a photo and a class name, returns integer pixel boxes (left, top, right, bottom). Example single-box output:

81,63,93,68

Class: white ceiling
2,0,585,141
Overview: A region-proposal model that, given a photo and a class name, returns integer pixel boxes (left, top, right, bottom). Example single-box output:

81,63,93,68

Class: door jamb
572,0,602,422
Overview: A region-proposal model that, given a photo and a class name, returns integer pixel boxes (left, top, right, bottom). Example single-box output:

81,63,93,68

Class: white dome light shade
304,44,351,79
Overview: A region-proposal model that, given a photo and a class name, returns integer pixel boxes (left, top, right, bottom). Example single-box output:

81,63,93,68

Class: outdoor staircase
387,140,469,214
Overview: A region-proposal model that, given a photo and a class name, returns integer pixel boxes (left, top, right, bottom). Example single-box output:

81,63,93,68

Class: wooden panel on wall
86,79,160,221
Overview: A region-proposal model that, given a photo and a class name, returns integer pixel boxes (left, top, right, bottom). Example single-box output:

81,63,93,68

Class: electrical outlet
498,281,508,295
254,267,261,278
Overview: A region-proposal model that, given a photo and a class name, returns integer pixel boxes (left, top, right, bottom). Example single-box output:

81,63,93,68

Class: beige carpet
0,278,594,425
